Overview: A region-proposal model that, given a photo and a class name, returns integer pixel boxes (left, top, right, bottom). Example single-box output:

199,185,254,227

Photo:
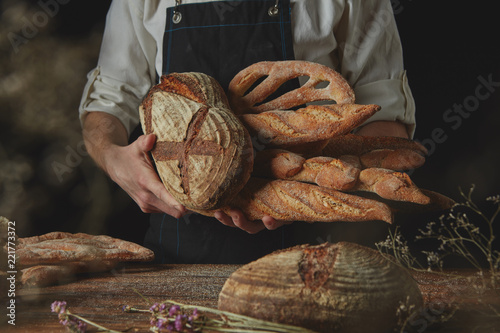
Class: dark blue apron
142,0,388,264
143,0,302,264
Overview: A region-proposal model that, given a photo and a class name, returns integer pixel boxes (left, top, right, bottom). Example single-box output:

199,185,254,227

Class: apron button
172,11,182,24
268,6,279,17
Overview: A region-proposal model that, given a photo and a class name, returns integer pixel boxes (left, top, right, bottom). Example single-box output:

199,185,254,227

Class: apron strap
172,0,182,24
171,0,282,23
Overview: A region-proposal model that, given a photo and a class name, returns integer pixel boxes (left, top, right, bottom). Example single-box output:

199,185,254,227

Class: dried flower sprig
416,185,500,284
124,302,203,332
52,300,317,333
125,299,317,333
377,185,500,331
50,300,121,333
375,226,424,271
377,185,500,278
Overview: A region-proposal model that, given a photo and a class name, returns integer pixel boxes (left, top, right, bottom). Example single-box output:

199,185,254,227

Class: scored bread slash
360,148,426,171
350,168,431,205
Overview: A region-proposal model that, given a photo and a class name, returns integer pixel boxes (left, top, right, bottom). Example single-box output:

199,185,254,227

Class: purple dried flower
157,318,166,328
77,321,88,332
51,301,67,314
174,314,184,331
169,305,180,317
159,303,168,312
188,308,199,322
150,303,160,312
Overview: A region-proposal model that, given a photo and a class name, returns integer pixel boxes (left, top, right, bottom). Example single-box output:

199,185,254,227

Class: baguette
228,60,355,114
322,134,428,157
351,168,430,205
355,189,455,213
240,104,380,148
200,178,393,223
253,149,360,191
360,148,426,170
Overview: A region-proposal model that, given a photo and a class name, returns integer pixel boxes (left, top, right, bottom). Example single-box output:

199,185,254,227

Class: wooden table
2,264,500,332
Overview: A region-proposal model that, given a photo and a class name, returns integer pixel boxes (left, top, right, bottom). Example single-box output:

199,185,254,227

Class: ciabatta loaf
140,73,253,210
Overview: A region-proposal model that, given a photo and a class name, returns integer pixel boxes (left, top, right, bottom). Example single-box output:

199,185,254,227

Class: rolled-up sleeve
79,0,157,136
336,0,416,137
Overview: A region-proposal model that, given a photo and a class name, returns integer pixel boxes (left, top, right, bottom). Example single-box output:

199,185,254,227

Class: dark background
1,1,499,261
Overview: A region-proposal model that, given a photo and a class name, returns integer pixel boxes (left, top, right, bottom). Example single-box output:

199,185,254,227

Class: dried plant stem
161,300,316,333
68,312,122,333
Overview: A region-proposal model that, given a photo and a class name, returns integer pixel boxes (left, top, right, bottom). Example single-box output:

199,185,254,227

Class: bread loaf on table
218,242,423,333
139,73,253,210
21,261,118,287
240,104,381,148
253,149,361,191
199,178,393,224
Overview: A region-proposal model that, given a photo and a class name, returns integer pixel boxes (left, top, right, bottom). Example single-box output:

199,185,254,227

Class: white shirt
79,0,416,137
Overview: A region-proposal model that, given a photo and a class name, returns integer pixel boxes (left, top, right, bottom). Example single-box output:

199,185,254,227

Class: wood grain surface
2,264,499,332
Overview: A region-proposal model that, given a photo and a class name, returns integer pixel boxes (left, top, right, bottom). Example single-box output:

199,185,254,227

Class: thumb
137,134,156,152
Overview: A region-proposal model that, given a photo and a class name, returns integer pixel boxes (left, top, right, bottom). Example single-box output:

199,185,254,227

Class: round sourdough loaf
139,73,253,210
218,242,423,333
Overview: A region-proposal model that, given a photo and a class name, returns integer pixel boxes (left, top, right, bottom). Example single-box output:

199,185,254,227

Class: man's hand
82,112,188,218
213,209,291,234
104,134,188,217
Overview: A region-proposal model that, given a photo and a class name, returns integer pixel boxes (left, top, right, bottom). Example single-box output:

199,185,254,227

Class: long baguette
253,149,360,191
322,134,428,157
360,148,426,170
199,178,393,224
240,104,380,148
351,168,430,205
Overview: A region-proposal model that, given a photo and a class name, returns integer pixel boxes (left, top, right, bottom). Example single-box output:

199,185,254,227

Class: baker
79,0,416,264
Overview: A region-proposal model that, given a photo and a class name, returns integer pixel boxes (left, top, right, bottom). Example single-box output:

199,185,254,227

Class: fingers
214,211,237,228
214,210,290,234
108,134,189,218
137,134,157,152
148,180,189,218
214,210,265,234
261,215,291,230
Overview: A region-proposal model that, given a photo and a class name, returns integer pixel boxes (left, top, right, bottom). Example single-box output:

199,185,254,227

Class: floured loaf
140,73,253,210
